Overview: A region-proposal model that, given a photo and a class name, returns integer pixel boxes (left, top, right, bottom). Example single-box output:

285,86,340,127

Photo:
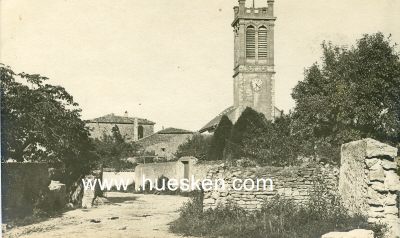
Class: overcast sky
1,0,400,131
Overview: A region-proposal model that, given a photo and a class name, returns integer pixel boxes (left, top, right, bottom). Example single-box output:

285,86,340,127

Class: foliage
175,134,212,160
239,113,302,166
170,185,387,238
92,125,142,171
208,115,233,161
1,64,97,186
224,108,301,166
225,107,268,161
292,33,400,163
223,33,400,166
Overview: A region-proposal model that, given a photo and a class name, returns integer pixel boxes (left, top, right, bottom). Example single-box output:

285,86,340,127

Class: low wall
103,171,135,188
192,161,223,181
134,162,184,190
1,163,51,219
339,138,400,236
203,163,339,211
134,159,221,191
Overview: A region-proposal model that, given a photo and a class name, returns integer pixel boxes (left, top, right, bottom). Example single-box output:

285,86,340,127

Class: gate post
339,138,400,237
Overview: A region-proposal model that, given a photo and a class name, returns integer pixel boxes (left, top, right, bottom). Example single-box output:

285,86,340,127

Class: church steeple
232,0,276,120
199,0,279,133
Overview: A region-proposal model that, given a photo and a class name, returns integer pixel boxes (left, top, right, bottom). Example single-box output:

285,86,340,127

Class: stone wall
203,163,339,211
339,138,400,236
86,122,153,142
134,161,183,190
134,158,220,191
103,170,135,189
1,163,50,219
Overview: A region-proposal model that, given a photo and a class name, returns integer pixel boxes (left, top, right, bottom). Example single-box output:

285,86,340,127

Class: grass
170,187,387,238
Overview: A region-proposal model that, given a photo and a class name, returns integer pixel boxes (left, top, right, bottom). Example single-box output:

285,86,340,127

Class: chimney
124,111,128,117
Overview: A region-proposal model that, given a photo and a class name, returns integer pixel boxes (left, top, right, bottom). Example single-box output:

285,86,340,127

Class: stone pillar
133,118,138,141
238,0,246,14
339,138,400,236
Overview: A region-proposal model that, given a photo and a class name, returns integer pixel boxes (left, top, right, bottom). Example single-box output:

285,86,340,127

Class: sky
1,0,400,131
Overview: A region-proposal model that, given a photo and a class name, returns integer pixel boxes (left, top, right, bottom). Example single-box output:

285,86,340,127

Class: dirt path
5,192,191,238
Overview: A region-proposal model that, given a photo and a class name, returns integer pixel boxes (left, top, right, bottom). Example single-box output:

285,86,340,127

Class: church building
200,0,282,133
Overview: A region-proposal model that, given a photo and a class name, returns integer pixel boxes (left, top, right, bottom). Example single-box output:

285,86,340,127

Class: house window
258,26,268,59
246,26,256,59
138,126,144,139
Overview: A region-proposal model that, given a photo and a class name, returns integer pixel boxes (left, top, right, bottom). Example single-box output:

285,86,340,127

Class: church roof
86,113,155,125
199,106,237,133
199,106,284,133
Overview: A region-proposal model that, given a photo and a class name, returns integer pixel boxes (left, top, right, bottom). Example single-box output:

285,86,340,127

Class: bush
170,188,387,238
175,134,212,160
224,108,304,166
208,115,233,161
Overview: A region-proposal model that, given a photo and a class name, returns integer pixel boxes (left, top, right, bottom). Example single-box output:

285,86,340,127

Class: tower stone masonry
232,0,276,120
199,0,278,133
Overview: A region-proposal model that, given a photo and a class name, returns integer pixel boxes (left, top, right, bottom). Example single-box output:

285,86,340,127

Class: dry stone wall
1,163,50,219
1,162,68,219
339,138,400,237
203,163,339,211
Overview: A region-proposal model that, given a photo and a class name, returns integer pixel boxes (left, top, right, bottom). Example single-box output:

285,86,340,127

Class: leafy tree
225,108,301,166
292,33,400,162
92,125,142,171
242,114,303,166
226,107,268,161
207,115,233,161
175,134,212,160
1,64,97,186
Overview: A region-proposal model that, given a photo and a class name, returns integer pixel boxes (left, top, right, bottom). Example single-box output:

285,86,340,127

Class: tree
241,113,302,166
175,134,212,160
292,33,400,162
1,64,97,186
226,108,301,166
92,125,142,170
208,115,233,161
226,107,268,161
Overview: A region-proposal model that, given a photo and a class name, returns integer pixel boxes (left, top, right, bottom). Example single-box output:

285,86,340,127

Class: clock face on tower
251,78,263,92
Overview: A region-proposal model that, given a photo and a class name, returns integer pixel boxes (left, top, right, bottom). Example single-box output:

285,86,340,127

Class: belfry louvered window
258,26,268,59
246,26,256,59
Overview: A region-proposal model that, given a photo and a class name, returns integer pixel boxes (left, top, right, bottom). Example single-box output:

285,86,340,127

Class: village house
86,112,155,142
136,127,194,160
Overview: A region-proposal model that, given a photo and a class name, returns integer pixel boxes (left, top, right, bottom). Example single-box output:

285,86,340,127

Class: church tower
232,0,276,120
199,0,278,133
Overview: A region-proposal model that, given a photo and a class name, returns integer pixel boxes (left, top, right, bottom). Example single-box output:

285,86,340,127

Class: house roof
157,127,193,134
136,128,192,148
86,113,155,125
199,106,237,133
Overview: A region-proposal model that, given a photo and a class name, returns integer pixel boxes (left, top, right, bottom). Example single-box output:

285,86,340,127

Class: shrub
208,115,233,161
175,134,212,160
170,188,386,238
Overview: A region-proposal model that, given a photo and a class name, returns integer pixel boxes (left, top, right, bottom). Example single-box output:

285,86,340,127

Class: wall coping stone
342,138,398,159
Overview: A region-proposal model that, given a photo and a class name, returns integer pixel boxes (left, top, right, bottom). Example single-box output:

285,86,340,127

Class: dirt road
5,192,191,238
